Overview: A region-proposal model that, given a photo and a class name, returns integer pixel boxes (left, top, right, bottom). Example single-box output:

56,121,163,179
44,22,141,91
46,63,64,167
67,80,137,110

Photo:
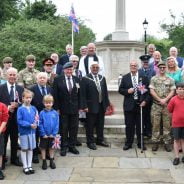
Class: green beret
26,54,36,61
157,60,166,67
2,57,13,63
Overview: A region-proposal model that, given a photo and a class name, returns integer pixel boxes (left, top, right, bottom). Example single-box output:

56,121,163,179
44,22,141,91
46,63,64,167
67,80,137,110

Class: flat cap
139,54,151,62
63,62,73,69
26,54,36,61
157,60,166,67
3,57,13,63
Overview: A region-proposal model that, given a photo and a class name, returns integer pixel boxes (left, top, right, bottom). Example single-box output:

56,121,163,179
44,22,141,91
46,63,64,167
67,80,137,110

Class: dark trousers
124,105,142,146
86,104,105,144
143,104,152,135
4,117,18,162
60,114,79,148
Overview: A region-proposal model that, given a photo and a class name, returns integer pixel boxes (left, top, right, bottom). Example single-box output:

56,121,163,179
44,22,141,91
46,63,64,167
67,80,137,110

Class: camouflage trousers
151,103,171,144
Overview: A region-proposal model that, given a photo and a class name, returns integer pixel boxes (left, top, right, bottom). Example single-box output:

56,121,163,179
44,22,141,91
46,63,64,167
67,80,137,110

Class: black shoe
152,144,159,151
173,158,180,165
23,168,30,175
11,159,23,166
182,156,184,163
32,155,39,163
144,133,152,139
179,149,182,153
96,141,109,147
42,160,47,170
69,147,79,155
0,170,4,180
50,158,56,169
76,140,82,146
123,145,132,151
87,143,97,150
137,144,147,150
28,167,35,174
60,148,67,156
2,161,5,170
164,144,172,152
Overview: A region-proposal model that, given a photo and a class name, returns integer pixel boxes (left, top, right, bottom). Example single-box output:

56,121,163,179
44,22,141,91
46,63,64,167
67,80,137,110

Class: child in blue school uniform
17,90,38,175
39,94,59,170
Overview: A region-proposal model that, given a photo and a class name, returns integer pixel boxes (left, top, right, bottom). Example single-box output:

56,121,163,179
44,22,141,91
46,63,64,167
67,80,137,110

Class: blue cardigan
39,109,59,137
17,105,38,135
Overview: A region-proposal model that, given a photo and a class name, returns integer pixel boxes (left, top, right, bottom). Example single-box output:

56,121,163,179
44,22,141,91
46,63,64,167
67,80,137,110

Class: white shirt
65,75,73,91
7,82,16,101
79,55,105,77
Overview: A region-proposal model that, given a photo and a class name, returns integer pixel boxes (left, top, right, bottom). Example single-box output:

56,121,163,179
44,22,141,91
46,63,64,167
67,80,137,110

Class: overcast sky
51,0,184,41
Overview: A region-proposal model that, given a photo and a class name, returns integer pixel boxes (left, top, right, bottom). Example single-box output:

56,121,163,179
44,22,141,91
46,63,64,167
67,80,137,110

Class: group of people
119,44,184,166
0,42,110,180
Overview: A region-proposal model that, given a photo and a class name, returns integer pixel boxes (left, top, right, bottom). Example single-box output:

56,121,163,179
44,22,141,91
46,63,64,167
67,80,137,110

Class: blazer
53,75,80,114
59,54,70,66
80,73,110,114
118,72,150,112
56,64,63,75
30,84,53,112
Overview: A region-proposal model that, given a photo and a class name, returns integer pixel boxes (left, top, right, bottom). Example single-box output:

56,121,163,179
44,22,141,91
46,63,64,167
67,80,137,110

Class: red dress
0,102,9,133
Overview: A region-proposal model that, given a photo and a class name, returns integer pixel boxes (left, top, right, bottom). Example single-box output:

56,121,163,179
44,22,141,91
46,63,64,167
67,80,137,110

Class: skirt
172,127,184,140
20,133,36,150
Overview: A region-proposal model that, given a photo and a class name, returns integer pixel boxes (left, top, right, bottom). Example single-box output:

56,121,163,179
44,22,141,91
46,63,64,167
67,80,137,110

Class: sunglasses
45,64,53,67
4,62,12,64
72,60,78,63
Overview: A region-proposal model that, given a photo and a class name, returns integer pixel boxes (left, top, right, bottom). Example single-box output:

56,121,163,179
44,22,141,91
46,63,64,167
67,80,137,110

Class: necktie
95,75,102,103
68,77,72,94
41,86,46,96
132,75,138,100
10,85,14,102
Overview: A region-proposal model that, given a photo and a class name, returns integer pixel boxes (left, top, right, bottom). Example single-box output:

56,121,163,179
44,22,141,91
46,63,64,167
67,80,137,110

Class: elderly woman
166,56,183,84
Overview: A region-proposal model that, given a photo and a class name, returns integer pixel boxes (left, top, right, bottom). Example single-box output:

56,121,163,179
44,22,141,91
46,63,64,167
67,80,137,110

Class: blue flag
69,5,79,33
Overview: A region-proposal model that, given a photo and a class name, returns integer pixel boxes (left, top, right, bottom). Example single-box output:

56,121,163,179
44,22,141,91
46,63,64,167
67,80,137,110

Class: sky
50,0,184,41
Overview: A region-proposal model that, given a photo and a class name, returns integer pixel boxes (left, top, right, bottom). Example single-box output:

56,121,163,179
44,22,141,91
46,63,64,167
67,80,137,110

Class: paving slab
170,168,184,183
119,158,151,168
93,157,119,168
151,158,174,169
145,149,174,158
70,168,173,183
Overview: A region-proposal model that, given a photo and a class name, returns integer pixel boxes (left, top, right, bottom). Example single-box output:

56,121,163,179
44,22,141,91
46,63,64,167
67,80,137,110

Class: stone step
105,113,124,125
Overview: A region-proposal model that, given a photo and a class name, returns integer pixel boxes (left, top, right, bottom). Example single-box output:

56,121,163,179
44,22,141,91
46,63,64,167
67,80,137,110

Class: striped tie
132,75,138,100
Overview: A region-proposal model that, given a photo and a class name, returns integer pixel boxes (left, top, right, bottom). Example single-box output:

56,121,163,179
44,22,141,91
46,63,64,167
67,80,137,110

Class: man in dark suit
51,53,63,75
80,61,110,150
53,62,80,156
59,44,73,66
119,61,150,151
0,67,24,168
30,72,53,163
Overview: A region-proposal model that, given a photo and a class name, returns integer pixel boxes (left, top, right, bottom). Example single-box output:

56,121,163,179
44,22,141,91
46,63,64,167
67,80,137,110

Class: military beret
43,58,54,65
63,62,73,69
157,60,166,67
139,54,151,62
26,54,36,61
3,57,13,63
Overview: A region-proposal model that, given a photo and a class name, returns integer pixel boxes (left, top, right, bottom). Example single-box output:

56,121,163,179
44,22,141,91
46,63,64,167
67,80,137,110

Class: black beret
63,62,73,69
139,54,151,62
42,58,54,65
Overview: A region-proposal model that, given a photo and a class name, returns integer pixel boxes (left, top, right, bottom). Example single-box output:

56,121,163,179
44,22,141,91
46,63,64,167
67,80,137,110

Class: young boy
168,82,184,165
0,102,9,180
39,95,59,170
17,90,38,174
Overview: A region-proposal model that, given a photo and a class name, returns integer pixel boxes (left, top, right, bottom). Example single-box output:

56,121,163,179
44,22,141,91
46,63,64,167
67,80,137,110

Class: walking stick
140,106,144,153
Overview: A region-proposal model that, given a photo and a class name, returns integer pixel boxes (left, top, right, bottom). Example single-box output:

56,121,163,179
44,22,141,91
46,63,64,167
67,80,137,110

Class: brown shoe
164,144,172,152
152,144,159,151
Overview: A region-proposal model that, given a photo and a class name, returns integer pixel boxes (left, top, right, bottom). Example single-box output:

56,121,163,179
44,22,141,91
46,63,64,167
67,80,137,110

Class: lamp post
143,19,148,54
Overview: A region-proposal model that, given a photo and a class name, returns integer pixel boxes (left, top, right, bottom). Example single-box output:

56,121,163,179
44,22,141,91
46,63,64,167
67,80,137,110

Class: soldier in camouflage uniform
149,60,176,152
17,55,40,89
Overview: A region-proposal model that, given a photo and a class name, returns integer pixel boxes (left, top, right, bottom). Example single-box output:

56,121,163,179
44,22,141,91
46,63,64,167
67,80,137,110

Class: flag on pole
69,4,79,33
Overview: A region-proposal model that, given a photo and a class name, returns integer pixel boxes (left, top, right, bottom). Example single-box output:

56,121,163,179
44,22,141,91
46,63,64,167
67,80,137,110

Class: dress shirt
65,75,73,91
7,82,16,101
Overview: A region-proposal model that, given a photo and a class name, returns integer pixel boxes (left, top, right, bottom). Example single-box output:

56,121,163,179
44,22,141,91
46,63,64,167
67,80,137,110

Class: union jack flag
69,4,79,33
34,111,39,126
137,82,148,95
52,135,61,149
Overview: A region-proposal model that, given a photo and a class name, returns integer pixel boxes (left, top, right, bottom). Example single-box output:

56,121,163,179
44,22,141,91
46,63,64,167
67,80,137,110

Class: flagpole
72,23,74,54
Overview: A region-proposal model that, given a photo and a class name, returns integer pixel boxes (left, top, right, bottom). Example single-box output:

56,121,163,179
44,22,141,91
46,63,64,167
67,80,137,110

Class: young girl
39,95,59,170
168,82,184,165
17,90,38,174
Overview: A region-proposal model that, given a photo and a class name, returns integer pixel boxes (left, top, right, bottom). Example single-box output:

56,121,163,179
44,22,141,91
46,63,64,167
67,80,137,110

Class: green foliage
0,17,96,70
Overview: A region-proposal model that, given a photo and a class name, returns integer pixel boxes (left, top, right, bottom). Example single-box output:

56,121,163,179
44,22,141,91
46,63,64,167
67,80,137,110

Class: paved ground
2,143,184,184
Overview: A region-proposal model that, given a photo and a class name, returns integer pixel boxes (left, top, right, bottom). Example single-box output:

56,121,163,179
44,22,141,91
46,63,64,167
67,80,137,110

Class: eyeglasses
45,64,53,67
92,66,99,69
4,62,12,64
72,60,78,63
159,67,166,69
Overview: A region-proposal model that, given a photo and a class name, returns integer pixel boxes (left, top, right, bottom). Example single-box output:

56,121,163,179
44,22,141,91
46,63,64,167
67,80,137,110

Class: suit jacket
30,84,53,112
59,54,70,66
80,73,110,114
0,83,24,119
53,75,80,114
118,72,150,112
56,64,63,75
138,67,156,81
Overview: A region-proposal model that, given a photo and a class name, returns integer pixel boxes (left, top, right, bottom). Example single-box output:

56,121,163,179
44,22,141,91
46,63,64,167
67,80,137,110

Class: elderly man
79,43,105,76
70,55,82,79
59,44,73,66
2,57,13,81
50,53,63,75
149,60,175,152
0,67,24,168
30,72,53,163
80,46,88,58
169,47,184,68
147,44,156,64
53,62,80,156
80,61,110,150
150,51,162,75
17,55,40,88
119,61,149,150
